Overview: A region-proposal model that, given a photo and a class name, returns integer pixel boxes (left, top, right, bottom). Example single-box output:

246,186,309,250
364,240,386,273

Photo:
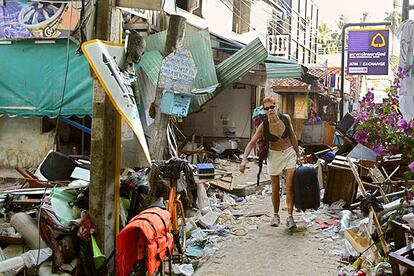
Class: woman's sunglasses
264,105,276,111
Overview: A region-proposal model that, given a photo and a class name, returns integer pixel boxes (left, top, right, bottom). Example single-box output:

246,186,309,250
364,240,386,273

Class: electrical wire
240,0,318,61
35,1,74,272
234,0,320,61
219,0,318,63
246,0,319,36
218,0,346,94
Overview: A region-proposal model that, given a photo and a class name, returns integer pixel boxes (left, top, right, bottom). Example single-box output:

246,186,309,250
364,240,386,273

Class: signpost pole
89,1,121,273
149,15,187,160
340,22,391,119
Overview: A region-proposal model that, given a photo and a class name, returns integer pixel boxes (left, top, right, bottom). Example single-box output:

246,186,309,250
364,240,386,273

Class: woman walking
240,96,301,229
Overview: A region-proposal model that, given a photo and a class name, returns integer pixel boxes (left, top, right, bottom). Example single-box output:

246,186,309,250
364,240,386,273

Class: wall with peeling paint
0,117,55,169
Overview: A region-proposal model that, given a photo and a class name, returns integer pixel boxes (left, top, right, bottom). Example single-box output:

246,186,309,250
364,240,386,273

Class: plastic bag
328,200,346,212
339,210,353,233
197,183,211,214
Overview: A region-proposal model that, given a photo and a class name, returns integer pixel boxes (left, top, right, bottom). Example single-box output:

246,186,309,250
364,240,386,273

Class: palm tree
337,14,348,30
330,14,348,51
360,12,369,23
384,0,401,36
384,0,402,55
318,22,330,45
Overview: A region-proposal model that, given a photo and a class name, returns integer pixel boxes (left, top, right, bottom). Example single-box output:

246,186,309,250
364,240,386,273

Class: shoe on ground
286,216,297,230
270,214,280,227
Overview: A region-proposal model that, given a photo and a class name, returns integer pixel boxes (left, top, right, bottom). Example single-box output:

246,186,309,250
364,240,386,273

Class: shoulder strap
260,118,270,161
279,113,292,137
257,118,269,186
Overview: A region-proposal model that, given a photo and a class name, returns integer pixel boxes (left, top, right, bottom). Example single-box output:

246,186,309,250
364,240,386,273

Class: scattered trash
198,211,220,229
186,245,205,258
339,210,352,233
172,263,194,276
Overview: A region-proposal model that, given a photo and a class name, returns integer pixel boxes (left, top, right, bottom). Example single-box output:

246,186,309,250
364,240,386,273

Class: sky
313,0,401,30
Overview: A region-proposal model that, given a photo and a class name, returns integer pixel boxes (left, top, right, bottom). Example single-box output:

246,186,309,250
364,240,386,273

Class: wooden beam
347,158,388,254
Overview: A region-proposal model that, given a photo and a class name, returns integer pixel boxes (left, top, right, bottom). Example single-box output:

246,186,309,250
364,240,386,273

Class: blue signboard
347,29,389,75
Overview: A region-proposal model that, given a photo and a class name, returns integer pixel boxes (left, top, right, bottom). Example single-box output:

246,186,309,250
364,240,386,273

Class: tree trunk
149,15,187,160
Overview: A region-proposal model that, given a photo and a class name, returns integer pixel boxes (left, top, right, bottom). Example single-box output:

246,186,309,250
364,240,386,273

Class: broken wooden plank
362,181,390,204
368,167,386,183
350,190,405,208
0,236,24,245
12,199,41,205
209,179,233,191
231,210,267,217
347,158,388,254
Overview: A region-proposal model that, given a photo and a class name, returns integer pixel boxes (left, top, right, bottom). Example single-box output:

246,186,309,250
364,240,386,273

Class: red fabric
116,207,174,276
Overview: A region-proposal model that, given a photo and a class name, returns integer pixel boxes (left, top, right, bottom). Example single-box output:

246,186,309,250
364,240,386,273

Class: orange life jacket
116,207,174,276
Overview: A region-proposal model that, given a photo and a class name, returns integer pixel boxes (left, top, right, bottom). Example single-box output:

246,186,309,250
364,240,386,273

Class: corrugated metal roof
189,38,268,113
140,29,219,94
144,31,166,53
266,54,297,64
216,37,268,88
137,50,163,87
266,63,304,79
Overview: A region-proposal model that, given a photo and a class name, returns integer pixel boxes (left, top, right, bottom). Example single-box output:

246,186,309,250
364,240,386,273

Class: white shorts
267,147,297,176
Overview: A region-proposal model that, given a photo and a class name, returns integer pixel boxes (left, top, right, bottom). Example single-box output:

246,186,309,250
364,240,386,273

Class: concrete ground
194,193,341,276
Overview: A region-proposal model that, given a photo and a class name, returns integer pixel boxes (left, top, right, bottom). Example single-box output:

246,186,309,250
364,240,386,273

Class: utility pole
149,15,187,160
403,0,409,21
89,0,121,273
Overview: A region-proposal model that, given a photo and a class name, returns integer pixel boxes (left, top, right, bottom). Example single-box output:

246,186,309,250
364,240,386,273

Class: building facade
176,0,318,64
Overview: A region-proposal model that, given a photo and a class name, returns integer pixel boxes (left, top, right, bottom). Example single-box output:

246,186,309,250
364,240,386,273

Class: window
177,0,203,17
232,0,251,34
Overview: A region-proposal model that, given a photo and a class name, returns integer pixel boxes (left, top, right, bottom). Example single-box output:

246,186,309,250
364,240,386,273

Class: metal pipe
340,22,391,119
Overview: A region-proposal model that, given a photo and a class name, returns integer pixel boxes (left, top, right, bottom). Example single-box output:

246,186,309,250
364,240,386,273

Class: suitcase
294,165,320,211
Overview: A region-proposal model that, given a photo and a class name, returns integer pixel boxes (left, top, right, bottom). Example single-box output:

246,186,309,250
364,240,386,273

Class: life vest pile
116,207,174,275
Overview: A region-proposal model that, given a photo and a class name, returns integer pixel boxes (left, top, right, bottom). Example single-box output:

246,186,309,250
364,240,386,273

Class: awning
266,63,304,79
0,40,93,117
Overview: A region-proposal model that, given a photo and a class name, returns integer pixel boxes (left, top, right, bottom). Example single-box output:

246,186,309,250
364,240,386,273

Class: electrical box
160,91,192,117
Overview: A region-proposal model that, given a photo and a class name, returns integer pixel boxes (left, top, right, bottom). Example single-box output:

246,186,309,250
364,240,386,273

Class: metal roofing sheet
265,63,304,79
190,37,268,113
141,29,219,94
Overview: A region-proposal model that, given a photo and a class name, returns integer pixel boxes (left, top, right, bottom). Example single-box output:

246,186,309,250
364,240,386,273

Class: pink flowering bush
353,65,414,160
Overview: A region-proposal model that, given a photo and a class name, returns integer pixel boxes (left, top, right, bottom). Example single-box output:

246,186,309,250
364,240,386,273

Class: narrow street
195,192,340,276
1,0,414,275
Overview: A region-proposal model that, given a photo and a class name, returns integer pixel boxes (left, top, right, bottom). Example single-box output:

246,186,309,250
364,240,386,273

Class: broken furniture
347,158,388,254
389,244,414,275
323,156,357,206
35,151,90,182
15,168,44,188
301,121,336,147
